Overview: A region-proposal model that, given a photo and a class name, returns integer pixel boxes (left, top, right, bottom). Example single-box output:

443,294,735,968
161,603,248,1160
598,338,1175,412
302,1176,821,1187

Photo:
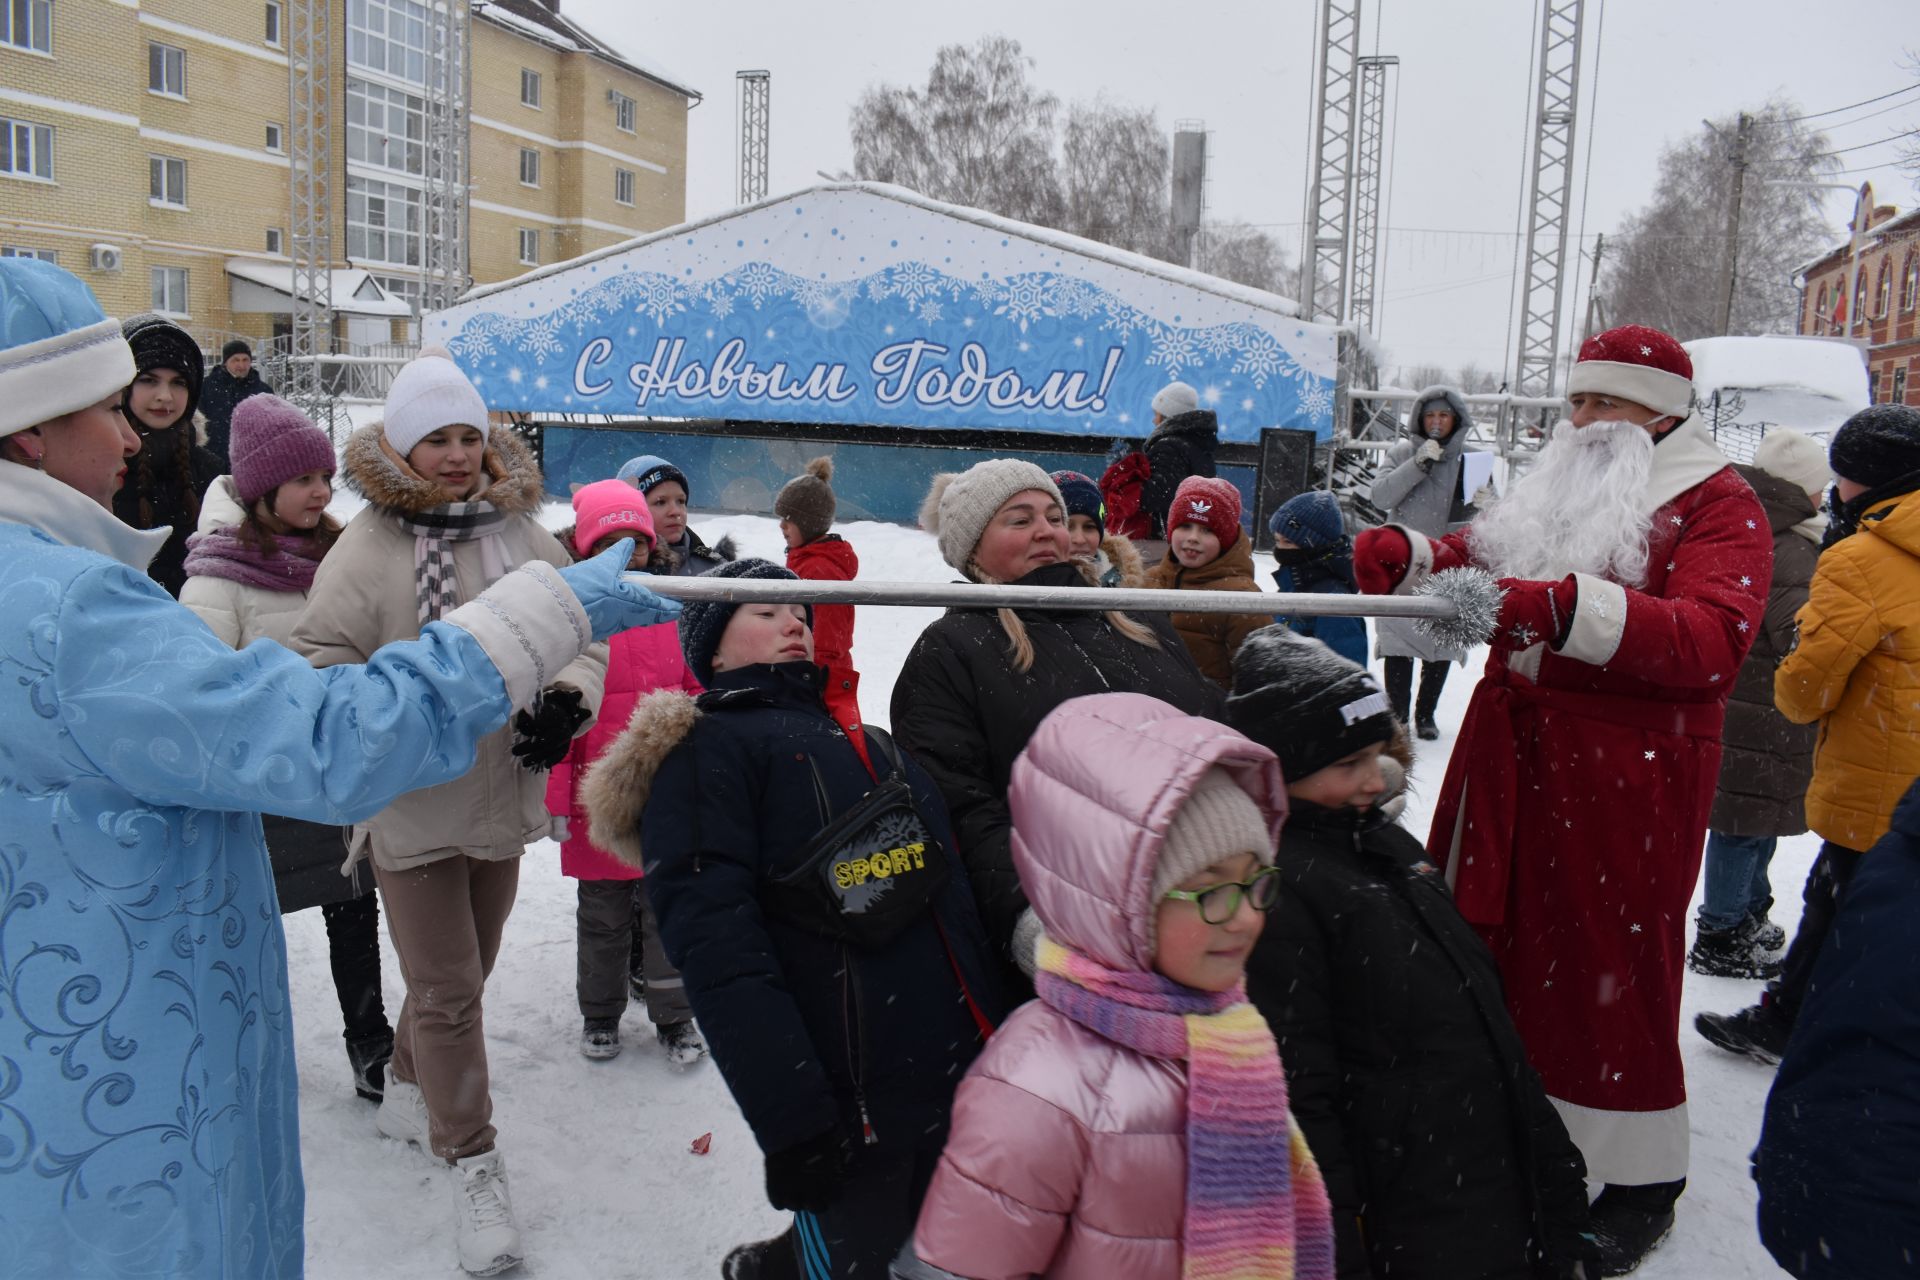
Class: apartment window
149,155,187,206
150,266,189,316
520,69,541,109
1904,255,1919,314
1,0,52,54
148,42,187,98
347,0,431,86
1894,365,1910,408
265,122,284,152
518,147,539,187
0,117,52,180
264,1,282,46
347,78,425,175
2,245,55,262
372,271,420,310
347,173,422,266
517,228,538,266
612,92,635,134
1876,261,1894,319
614,167,634,206
265,227,284,254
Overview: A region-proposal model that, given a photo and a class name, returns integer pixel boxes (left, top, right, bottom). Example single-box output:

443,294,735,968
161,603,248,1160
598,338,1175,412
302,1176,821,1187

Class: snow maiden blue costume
0,258,677,1279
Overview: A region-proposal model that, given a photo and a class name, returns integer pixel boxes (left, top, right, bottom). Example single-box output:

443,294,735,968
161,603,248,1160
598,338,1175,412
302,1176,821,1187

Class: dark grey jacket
1709,465,1820,837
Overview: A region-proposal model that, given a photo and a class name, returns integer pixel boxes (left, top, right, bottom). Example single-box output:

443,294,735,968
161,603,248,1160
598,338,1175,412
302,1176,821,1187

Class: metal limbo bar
626,574,1456,620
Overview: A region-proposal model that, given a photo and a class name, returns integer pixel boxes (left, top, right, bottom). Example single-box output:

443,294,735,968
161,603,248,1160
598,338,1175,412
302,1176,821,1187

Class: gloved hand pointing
557,538,681,640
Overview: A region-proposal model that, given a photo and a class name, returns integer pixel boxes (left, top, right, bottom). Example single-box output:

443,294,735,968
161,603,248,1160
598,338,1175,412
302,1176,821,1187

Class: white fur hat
1753,428,1831,498
382,346,490,458
1152,381,1199,419
919,459,1064,573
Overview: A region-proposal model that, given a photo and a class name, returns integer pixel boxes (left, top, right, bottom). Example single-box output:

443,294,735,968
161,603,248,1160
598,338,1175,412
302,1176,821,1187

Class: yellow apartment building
0,0,697,353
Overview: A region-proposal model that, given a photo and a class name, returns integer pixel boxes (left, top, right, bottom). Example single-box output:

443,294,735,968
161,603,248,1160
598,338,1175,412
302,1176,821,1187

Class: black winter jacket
635,663,1003,1159
113,419,224,598
1709,465,1820,837
891,561,1224,980
1142,408,1221,537
198,366,273,464
1246,801,1593,1280
1756,778,1920,1280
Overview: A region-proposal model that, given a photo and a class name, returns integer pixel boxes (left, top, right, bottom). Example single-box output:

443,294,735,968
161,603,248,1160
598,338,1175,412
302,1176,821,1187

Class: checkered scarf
399,502,507,623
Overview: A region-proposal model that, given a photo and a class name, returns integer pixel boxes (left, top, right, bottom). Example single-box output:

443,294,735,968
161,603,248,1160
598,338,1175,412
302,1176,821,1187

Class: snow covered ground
290,499,1807,1278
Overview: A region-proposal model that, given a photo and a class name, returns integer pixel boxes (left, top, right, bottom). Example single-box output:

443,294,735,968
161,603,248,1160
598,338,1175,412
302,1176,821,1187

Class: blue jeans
1697,830,1777,932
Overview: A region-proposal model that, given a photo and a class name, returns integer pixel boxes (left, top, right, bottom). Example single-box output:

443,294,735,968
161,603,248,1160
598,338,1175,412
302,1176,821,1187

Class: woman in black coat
891,461,1223,986
589,562,1002,1280
1227,628,1594,1280
115,313,224,596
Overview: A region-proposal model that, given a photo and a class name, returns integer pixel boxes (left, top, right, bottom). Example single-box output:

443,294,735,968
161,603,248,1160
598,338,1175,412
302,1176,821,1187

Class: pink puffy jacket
547,620,702,881
907,693,1293,1280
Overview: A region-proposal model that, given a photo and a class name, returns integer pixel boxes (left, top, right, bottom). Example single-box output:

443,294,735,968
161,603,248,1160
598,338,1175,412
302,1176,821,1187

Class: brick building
1797,180,1919,408
0,0,697,353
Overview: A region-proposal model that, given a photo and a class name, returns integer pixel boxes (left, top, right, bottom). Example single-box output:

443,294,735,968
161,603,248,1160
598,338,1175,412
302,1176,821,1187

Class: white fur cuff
1558,573,1628,666
440,561,592,708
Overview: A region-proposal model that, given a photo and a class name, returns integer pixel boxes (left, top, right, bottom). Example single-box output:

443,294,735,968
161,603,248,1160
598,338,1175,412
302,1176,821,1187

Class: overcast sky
567,0,1918,381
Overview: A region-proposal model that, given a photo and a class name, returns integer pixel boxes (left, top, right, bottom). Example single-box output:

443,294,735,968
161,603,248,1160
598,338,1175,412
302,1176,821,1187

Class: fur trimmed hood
582,689,702,868
1097,532,1146,588
341,421,544,517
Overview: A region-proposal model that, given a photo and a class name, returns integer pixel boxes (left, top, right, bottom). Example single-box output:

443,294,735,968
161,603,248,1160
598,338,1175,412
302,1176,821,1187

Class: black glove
511,686,589,772
764,1127,854,1213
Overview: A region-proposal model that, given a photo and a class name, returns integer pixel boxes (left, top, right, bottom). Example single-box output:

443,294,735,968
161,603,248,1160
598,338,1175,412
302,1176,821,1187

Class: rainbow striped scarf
1036,936,1335,1280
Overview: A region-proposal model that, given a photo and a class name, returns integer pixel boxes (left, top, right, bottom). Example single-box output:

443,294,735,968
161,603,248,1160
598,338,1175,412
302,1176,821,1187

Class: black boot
1694,1003,1791,1066
1590,1180,1683,1276
1414,660,1448,740
345,1029,393,1102
1687,921,1782,980
1382,656,1413,727
721,1226,800,1280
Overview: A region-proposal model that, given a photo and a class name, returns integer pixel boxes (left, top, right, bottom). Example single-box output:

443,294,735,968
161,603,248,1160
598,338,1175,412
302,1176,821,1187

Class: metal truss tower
286,0,334,425
737,71,770,205
1511,0,1585,398
1348,55,1397,335
1300,0,1361,323
421,0,471,315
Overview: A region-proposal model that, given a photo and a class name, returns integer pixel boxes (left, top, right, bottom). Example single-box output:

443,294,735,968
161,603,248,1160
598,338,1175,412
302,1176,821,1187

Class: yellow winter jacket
1776,490,1920,849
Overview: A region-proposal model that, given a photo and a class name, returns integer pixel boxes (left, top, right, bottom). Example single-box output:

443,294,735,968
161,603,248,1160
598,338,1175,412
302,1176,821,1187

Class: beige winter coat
179,477,313,647
291,424,606,872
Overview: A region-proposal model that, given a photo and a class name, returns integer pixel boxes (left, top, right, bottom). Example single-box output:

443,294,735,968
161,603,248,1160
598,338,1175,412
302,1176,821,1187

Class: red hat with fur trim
1169,475,1243,549
1566,324,1695,419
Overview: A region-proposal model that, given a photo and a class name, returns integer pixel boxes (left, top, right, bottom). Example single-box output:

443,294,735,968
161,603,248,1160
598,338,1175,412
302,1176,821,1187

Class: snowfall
290,491,1813,1279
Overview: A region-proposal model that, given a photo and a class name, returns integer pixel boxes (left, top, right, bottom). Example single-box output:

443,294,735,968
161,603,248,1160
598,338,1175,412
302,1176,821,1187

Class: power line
1787,82,1920,123
1810,95,1920,133
1808,127,1920,160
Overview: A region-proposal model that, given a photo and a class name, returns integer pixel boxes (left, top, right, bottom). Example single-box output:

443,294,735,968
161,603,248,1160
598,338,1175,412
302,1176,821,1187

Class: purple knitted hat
230,394,336,503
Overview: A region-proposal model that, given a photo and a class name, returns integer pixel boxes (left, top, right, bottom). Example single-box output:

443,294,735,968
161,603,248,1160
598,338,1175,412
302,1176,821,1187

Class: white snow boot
451,1148,525,1276
375,1077,429,1148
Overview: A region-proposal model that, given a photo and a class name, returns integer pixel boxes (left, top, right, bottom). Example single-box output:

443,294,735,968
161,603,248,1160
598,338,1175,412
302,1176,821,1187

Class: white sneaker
451,1148,525,1276
375,1078,428,1147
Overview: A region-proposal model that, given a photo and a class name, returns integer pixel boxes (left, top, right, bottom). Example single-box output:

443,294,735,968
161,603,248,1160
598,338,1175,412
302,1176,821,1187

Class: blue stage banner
428,184,1341,443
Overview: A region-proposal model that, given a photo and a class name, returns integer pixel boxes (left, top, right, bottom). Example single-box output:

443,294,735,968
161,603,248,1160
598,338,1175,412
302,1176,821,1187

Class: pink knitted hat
1169,475,1244,549
571,478,656,558
229,394,336,503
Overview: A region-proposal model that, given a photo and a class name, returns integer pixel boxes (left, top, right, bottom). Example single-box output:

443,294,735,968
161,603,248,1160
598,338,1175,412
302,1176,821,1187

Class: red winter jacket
1098,452,1154,542
547,619,703,881
787,534,862,731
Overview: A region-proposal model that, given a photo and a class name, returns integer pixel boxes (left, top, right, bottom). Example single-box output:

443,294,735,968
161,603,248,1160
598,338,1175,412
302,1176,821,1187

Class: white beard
1470,419,1657,587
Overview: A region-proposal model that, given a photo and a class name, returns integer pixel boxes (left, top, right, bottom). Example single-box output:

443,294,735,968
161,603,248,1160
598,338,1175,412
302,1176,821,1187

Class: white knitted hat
382,346,490,458
1149,767,1275,923
1753,428,1831,498
919,459,1064,572
1152,381,1199,419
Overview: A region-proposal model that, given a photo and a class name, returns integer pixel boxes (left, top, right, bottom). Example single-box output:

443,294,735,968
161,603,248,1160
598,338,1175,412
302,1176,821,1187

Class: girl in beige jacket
292,349,606,1277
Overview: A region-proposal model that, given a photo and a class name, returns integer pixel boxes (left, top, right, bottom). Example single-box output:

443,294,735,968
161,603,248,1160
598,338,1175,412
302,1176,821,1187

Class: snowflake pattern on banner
446,259,1335,440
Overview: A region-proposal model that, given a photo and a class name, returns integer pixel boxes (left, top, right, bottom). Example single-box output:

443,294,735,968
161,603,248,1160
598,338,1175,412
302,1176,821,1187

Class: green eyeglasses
1162,866,1282,924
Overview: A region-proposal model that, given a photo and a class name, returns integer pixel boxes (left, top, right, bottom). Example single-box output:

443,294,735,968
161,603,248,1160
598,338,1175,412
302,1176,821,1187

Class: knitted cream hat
382,346,489,458
919,459,1064,572
1753,428,1830,498
1150,766,1276,906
